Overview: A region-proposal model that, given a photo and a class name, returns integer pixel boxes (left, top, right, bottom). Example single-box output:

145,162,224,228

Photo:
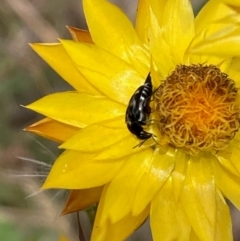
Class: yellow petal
93,134,153,161
185,189,233,241
135,0,166,46
215,152,240,177
30,43,99,94
227,57,240,86
61,187,103,215
142,2,173,78
60,117,129,152
191,3,238,60
213,157,240,209
215,133,240,176
228,133,240,173
135,0,149,45
42,150,124,189
150,179,191,241
224,0,240,6
181,154,216,241
195,1,235,34
189,54,232,74
227,4,240,13
66,26,93,43
189,7,240,57
25,118,79,142
26,91,125,128
148,6,175,78
189,230,201,241
82,0,149,77
132,147,176,216
214,190,233,241
217,57,232,73
60,39,145,105
100,149,153,223
149,0,167,25
190,25,240,56
171,150,189,200
188,54,232,77
185,187,233,241
91,184,149,241
162,0,195,63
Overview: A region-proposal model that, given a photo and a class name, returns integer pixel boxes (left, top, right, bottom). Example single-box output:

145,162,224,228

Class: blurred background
0,0,239,240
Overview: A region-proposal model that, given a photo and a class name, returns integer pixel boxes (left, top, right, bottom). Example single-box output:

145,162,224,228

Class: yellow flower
26,0,240,240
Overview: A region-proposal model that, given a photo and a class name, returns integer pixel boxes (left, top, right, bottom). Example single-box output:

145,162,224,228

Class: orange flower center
155,65,240,155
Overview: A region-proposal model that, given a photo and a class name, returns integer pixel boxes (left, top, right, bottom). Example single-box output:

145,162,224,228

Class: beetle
125,73,154,143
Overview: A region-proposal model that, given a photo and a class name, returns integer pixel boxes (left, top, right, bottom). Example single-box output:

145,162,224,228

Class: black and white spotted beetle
125,73,154,143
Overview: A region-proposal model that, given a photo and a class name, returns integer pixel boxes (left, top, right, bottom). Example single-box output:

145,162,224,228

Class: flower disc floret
155,65,240,155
